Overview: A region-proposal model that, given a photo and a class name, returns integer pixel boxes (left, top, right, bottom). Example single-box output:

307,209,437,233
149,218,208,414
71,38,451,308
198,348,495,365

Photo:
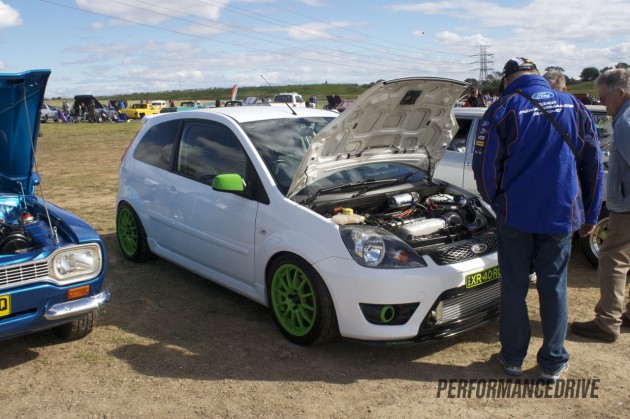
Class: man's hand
579,223,595,237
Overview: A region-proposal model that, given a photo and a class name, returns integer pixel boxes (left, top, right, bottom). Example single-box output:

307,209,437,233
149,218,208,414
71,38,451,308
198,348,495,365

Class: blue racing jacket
472,75,603,235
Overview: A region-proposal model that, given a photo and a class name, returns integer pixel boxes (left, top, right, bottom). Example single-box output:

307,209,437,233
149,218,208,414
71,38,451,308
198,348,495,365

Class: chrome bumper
44,288,111,320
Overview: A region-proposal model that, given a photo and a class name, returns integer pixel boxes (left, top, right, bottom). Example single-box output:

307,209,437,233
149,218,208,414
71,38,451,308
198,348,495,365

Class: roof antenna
260,74,297,116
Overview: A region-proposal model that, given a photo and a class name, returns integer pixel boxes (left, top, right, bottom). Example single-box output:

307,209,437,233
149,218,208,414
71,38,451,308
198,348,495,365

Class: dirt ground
1,123,629,418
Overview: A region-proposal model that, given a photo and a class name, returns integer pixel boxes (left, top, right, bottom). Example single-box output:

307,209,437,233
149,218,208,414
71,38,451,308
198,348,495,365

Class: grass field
37,121,142,233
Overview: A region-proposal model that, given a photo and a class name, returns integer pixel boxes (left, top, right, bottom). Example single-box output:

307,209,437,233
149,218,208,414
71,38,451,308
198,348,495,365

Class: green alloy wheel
116,202,152,262
268,255,338,346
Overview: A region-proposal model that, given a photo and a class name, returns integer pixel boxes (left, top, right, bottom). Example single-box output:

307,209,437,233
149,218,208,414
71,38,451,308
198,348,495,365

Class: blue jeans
496,218,572,374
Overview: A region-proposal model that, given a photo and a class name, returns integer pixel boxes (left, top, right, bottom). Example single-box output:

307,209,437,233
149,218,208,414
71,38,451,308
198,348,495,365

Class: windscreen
241,117,334,195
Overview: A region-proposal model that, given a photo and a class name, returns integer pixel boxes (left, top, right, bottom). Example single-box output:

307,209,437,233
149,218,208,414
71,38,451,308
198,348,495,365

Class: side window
176,121,248,185
133,120,180,170
449,118,474,153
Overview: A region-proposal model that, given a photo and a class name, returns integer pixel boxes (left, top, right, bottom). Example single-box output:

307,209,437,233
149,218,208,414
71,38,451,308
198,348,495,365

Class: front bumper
43,288,111,320
313,253,500,343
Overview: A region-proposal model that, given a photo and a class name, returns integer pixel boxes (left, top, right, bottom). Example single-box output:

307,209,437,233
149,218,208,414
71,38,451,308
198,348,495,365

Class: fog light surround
360,302,420,325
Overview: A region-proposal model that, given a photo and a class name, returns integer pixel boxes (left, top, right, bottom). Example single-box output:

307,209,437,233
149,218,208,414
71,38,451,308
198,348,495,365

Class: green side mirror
212,173,244,192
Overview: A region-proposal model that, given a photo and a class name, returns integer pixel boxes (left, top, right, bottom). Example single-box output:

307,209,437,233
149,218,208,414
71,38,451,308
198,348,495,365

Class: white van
151,100,167,108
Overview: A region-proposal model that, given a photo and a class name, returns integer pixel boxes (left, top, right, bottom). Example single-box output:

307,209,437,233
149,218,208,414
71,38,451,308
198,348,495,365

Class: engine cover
399,218,446,239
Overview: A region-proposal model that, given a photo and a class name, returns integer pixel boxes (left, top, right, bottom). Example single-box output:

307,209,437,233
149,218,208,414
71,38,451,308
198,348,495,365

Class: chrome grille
426,236,497,265
440,281,500,323
0,261,49,288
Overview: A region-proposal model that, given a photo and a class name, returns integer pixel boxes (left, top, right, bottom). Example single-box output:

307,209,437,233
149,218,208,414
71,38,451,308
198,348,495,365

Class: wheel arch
264,251,340,345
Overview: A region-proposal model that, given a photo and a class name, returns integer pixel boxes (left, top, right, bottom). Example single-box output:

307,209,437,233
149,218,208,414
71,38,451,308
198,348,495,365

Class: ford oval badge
471,243,488,254
532,91,554,100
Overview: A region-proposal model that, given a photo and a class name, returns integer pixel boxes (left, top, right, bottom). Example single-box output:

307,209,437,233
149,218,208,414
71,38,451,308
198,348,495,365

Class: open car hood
0,69,50,194
287,77,467,199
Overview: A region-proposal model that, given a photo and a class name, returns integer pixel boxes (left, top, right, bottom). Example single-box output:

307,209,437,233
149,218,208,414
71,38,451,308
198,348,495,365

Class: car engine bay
316,184,496,257
0,199,56,255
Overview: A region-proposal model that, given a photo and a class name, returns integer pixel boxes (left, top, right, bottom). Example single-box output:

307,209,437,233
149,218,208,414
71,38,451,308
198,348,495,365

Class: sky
1,0,629,98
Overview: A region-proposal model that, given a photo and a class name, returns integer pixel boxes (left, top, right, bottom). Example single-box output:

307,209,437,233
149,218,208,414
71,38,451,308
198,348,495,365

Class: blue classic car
0,70,109,341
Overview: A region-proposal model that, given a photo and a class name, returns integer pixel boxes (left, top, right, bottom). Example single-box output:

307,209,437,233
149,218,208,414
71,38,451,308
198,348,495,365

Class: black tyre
579,207,609,267
267,255,339,345
116,202,152,262
53,311,95,340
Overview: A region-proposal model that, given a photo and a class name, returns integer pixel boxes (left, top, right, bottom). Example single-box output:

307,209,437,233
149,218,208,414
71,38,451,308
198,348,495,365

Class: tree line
466,62,629,96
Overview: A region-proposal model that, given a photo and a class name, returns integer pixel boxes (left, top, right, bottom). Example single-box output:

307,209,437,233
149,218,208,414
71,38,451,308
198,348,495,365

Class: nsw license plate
0,294,10,317
465,266,501,289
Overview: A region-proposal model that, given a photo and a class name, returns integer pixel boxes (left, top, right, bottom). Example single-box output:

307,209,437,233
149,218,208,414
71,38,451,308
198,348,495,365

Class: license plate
465,266,501,289
0,294,10,317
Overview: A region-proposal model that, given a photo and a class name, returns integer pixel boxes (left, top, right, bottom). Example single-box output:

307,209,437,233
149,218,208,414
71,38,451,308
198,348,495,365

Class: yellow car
119,103,161,119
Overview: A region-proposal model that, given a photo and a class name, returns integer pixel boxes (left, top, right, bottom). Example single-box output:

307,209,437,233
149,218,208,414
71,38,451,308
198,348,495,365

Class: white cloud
387,0,630,43
286,22,338,41
259,20,356,41
75,0,231,26
387,0,630,79
0,1,21,28
298,0,328,6
434,31,489,46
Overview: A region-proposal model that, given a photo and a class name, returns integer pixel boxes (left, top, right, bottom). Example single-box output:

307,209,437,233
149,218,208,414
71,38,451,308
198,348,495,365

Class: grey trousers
594,211,630,334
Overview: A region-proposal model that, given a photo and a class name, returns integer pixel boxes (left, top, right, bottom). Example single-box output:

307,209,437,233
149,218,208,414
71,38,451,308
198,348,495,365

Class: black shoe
571,320,618,343
622,316,630,329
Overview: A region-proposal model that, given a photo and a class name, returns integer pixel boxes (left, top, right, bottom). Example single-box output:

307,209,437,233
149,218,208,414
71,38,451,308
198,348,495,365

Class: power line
39,0,459,74
202,0,470,61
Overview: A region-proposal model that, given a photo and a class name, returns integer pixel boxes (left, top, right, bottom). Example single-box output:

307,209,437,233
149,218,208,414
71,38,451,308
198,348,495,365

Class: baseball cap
499,57,538,93
502,57,538,77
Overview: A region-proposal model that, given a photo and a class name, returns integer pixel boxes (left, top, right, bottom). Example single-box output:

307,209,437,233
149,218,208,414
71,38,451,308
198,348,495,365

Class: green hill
49,83,372,106
567,80,598,97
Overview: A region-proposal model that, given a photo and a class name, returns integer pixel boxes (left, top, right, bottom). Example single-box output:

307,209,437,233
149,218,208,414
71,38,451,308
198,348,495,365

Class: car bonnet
287,77,467,199
0,69,50,195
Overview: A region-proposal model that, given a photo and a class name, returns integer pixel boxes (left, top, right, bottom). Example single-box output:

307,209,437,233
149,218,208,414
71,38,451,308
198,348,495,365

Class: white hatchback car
434,105,611,267
116,78,500,345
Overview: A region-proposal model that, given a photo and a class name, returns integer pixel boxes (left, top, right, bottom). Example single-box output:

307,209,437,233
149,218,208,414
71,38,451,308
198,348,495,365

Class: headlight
340,226,426,269
50,244,102,283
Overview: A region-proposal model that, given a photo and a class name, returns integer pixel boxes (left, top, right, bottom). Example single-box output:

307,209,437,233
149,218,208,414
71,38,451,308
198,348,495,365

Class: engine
324,190,492,252
0,210,40,255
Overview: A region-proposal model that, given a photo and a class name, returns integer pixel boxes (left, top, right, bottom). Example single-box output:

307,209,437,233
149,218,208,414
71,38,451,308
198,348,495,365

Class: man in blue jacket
472,57,603,383
572,68,630,342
